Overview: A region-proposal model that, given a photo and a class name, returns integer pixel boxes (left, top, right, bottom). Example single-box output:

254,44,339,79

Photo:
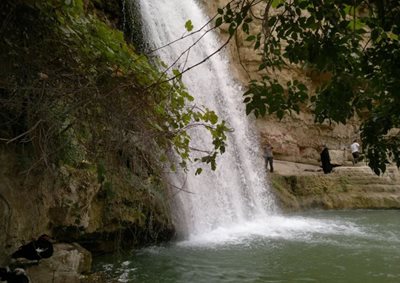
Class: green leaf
268,16,277,27
298,1,308,9
215,17,223,28
246,104,252,115
371,28,380,41
242,22,249,34
172,69,181,78
258,62,268,70
243,97,251,103
246,35,256,41
185,20,194,32
272,0,283,8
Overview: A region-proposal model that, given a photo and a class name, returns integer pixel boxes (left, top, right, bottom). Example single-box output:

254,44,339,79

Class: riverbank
269,160,400,210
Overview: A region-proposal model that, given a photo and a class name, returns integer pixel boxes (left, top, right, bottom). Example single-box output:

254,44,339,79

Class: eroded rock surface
270,161,400,210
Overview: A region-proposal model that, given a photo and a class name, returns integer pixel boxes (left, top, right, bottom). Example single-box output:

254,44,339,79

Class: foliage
244,76,308,119
0,0,228,176
185,20,194,32
0,0,230,246
213,0,400,174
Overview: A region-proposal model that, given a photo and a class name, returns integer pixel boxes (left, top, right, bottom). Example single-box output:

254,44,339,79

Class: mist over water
177,214,368,247
138,0,276,239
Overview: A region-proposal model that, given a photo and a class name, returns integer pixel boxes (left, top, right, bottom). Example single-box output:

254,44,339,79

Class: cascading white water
137,0,278,239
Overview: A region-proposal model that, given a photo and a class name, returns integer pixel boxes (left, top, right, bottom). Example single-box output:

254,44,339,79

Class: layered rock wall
270,164,400,210
0,148,173,265
200,0,361,165
199,1,400,210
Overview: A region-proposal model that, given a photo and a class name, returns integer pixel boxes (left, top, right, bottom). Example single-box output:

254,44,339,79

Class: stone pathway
271,159,393,177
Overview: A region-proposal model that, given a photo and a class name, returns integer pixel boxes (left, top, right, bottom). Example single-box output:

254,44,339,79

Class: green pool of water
94,210,400,282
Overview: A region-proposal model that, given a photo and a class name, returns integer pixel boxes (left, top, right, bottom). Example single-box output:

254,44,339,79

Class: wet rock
26,243,91,283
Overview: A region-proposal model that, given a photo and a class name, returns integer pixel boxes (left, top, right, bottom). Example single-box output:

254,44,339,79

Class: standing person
320,145,332,174
264,143,274,173
350,140,360,164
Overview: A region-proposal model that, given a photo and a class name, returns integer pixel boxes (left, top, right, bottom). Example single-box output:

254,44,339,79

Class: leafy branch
208,0,400,174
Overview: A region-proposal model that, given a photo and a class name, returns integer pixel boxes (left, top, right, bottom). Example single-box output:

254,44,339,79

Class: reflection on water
94,210,400,283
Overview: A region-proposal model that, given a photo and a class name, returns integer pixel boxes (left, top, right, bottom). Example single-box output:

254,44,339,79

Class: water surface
95,210,400,283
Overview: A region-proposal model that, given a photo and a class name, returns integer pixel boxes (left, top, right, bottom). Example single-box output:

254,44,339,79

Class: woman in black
320,145,332,174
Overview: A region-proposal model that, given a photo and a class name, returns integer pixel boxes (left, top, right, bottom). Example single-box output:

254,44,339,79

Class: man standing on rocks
264,143,274,173
351,140,361,164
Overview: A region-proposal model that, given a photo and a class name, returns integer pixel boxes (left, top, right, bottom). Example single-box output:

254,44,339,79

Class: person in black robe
0,267,30,283
320,145,333,174
11,234,54,261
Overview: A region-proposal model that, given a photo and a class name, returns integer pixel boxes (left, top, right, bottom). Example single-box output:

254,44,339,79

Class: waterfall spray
136,0,277,239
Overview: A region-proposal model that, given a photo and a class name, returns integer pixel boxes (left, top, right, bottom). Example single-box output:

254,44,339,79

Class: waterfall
136,0,277,240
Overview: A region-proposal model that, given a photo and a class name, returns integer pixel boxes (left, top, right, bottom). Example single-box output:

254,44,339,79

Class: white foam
178,215,366,247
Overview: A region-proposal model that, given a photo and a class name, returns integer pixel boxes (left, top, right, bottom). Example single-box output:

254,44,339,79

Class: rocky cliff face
200,0,360,165
270,161,400,210
0,0,175,267
0,147,173,266
199,0,400,211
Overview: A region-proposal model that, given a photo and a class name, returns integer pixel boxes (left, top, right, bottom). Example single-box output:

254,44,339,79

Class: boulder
329,149,347,165
27,243,91,283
